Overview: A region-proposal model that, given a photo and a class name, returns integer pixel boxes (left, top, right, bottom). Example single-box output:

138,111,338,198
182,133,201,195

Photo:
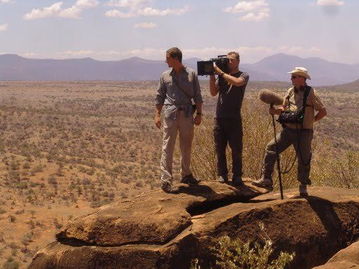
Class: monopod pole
271,113,284,200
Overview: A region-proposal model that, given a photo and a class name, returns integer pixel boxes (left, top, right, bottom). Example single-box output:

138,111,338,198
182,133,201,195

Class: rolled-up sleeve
241,72,249,84
155,75,166,105
192,73,203,104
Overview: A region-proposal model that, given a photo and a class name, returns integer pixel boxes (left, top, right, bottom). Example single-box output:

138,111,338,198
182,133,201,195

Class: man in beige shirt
253,67,327,197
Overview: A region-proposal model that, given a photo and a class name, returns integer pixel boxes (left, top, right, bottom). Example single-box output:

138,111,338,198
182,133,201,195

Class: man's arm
154,104,163,129
195,102,202,115
311,90,327,122
193,103,202,126
213,65,247,87
209,75,219,96
314,107,327,122
192,72,203,126
155,76,166,129
220,73,247,87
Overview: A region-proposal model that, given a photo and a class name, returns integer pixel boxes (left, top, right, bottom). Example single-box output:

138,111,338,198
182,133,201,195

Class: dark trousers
262,127,313,185
214,118,243,177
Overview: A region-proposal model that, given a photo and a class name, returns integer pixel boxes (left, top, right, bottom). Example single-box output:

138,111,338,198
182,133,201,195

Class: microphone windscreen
258,89,284,106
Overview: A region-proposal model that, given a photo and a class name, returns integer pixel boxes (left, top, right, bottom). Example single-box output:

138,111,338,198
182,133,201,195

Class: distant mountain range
1,53,358,86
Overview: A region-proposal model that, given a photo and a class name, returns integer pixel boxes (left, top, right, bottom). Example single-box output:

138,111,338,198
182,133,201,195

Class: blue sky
0,0,358,64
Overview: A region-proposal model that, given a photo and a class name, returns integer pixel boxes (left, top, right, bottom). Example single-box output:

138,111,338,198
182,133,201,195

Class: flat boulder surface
56,179,264,246
313,241,359,269
29,182,359,269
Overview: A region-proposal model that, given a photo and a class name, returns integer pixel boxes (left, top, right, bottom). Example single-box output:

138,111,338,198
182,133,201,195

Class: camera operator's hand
154,113,161,129
194,114,202,125
213,63,224,76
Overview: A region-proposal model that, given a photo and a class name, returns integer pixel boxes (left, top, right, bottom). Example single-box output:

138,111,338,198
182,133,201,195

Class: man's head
227,51,240,72
166,47,182,67
288,67,311,87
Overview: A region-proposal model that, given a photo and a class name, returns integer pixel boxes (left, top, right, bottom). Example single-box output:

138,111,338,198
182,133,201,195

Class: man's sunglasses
291,75,302,79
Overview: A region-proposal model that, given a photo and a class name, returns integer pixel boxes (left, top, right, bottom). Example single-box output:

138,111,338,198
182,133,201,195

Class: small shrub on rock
207,235,294,269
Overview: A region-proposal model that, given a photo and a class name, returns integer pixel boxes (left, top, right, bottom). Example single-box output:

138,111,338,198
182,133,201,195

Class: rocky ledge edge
29,181,359,269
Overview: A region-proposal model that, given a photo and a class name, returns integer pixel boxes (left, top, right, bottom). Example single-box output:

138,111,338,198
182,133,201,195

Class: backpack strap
300,86,311,128
172,73,194,101
303,86,311,109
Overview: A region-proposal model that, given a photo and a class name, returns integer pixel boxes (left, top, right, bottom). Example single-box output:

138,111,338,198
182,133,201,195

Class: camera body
197,55,229,76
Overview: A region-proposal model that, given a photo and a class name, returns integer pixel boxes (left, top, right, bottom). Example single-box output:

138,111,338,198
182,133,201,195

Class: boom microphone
258,89,284,106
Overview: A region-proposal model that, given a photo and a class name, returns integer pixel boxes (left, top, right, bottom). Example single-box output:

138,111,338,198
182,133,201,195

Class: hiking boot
299,184,308,197
180,174,199,185
161,181,172,193
252,177,273,191
232,176,244,187
218,175,228,183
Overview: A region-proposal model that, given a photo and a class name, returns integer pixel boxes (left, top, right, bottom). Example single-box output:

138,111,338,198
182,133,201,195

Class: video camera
197,55,229,76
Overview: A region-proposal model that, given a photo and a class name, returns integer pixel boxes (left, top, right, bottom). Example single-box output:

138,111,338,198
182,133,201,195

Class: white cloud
21,52,40,58
224,0,268,13
224,0,270,22
67,48,163,59
240,11,269,22
105,9,135,18
24,2,63,20
24,0,98,20
134,22,157,29
106,0,151,8
60,6,83,18
76,0,98,8
0,24,8,31
63,50,95,56
105,0,189,18
316,0,344,6
278,46,321,55
138,6,189,16
0,0,12,3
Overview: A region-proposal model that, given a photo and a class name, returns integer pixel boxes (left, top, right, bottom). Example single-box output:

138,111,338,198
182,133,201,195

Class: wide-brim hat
288,67,311,80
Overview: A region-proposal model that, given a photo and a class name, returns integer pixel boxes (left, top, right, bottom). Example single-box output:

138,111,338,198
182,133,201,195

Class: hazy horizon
1,52,358,66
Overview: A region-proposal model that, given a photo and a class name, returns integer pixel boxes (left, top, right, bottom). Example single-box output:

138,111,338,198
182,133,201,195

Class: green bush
208,236,294,269
312,150,359,188
191,222,294,269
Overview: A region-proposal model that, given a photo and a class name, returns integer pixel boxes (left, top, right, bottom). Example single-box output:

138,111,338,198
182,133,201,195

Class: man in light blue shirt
155,47,203,193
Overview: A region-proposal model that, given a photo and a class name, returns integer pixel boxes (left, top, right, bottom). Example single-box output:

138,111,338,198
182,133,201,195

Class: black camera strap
172,76,194,101
296,85,312,167
172,75,196,113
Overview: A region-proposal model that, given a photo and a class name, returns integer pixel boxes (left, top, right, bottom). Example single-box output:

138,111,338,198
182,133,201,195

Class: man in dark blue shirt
209,52,249,186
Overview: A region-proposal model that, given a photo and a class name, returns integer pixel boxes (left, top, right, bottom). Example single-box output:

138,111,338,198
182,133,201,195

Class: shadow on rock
175,184,217,198
304,196,350,264
305,196,342,236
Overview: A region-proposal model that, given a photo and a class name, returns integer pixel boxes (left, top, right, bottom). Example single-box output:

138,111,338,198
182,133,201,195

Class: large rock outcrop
313,240,359,269
29,181,359,269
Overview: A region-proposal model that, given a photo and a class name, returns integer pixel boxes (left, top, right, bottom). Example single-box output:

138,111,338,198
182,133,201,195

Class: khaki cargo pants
160,111,194,183
262,127,313,185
